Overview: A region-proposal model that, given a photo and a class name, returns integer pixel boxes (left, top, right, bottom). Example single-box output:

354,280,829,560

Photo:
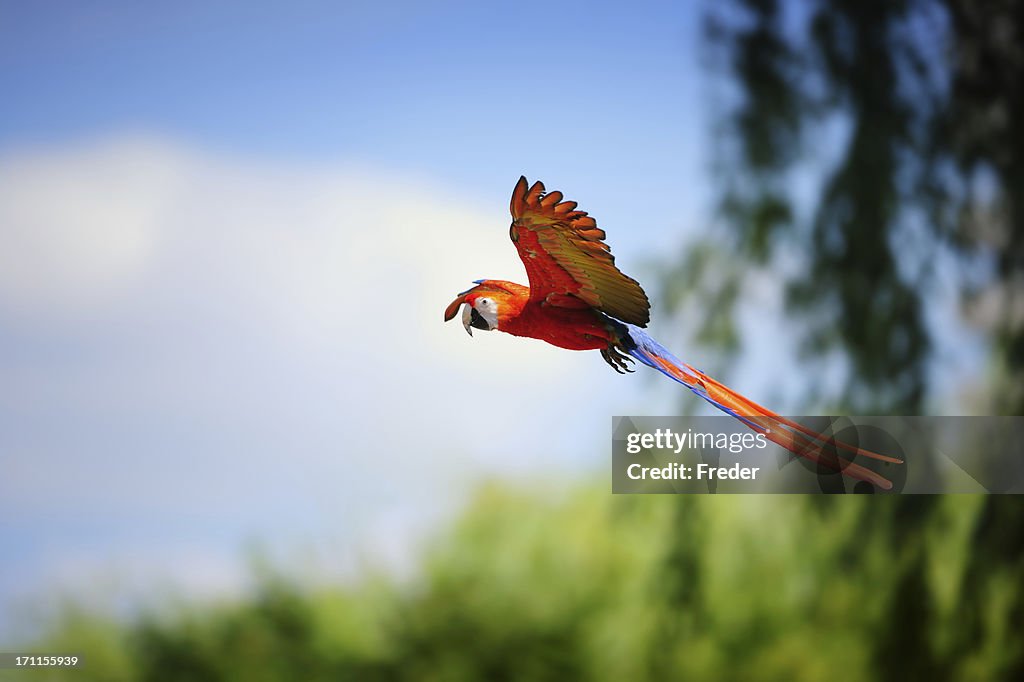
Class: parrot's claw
601,345,635,374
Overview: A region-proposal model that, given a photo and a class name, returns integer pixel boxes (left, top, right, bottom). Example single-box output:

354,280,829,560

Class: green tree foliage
26,486,1024,681
666,0,1024,413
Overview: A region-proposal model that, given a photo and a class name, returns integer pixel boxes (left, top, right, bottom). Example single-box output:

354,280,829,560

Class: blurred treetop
669,0,1024,413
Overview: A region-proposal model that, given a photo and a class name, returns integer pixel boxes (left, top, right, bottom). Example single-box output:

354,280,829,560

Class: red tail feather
685,364,902,491
635,350,901,490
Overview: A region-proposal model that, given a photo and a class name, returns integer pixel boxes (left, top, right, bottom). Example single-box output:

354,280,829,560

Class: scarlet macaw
445,177,902,490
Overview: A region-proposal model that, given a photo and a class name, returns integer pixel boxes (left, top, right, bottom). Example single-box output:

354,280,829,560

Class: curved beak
444,293,467,322
443,292,476,336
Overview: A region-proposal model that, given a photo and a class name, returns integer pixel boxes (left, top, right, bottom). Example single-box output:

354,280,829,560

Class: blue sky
1,1,704,206
0,0,726,640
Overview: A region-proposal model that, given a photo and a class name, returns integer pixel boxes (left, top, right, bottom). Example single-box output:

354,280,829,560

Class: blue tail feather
621,324,765,432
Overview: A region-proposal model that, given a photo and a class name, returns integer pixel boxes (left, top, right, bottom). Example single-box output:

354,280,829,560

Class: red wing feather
509,176,651,327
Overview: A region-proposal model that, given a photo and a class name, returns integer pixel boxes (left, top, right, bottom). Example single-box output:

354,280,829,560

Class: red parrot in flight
445,177,902,490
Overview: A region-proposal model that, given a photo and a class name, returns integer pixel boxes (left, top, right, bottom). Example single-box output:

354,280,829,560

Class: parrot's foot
601,344,635,374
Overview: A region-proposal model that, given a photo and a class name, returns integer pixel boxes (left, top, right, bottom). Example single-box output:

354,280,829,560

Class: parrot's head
444,280,525,336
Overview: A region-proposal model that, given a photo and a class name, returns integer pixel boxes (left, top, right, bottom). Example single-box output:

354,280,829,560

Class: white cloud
0,137,182,314
0,136,663,627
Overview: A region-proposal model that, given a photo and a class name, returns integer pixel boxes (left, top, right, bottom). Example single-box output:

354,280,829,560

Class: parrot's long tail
621,325,902,490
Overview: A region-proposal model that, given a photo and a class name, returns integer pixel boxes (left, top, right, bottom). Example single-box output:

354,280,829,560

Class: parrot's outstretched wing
509,176,651,327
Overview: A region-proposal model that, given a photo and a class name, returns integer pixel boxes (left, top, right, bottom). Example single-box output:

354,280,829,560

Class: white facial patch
474,297,499,330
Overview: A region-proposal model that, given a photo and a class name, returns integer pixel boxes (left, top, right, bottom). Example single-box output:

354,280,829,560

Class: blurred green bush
25,487,1024,681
